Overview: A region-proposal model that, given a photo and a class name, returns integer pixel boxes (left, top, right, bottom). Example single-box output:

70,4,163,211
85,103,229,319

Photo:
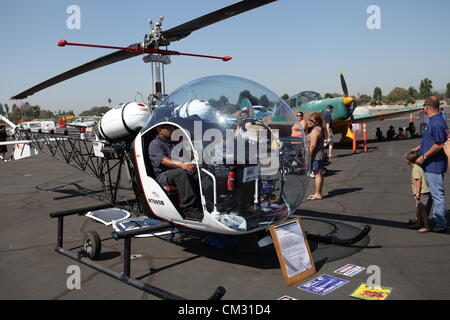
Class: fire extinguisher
227,168,236,192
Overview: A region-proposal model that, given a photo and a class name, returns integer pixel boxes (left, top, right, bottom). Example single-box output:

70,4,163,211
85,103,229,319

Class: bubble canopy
142,75,309,216
143,75,297,130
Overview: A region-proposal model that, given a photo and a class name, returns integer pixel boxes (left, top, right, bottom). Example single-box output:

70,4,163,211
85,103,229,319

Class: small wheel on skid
82,231,101,260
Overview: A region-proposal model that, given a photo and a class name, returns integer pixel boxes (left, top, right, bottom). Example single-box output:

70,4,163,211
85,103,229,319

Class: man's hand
181,162,195,171
416,155,425,166
444,140,450,157
415,193,420,200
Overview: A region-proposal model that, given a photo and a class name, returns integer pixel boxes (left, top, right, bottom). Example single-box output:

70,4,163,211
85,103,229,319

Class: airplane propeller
11,0,276,100
340,72,357,120
340,72,349,98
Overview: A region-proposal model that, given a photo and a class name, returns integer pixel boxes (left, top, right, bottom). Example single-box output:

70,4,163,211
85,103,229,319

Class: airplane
66,118,97,128
287,73,423,142
7,0,371,299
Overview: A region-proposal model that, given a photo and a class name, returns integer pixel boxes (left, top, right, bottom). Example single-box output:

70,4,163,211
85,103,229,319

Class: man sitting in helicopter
148,123,205,221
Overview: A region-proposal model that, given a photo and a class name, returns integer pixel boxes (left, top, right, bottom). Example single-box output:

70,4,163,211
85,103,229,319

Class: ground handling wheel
81,231,101,260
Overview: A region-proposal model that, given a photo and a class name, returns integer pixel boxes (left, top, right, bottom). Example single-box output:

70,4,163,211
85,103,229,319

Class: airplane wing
352,106,423,123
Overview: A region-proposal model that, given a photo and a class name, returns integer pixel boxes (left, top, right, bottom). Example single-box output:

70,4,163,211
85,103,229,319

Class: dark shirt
419,114,448,174
0,130,7,142
322,111,332,125
148,136,174,185
386,129,395,140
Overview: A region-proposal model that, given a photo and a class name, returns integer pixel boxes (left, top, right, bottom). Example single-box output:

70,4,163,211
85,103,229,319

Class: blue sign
298,274,349,296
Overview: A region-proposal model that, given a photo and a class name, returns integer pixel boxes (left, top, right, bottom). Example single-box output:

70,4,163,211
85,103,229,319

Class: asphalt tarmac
1,116,450,300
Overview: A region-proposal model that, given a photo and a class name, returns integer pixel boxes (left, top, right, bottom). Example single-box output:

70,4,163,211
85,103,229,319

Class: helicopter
10,0,308,235
9,0,371,241
8,0,372,300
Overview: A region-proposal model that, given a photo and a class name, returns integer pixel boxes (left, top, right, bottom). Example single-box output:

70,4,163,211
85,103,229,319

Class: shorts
416,192,432,212
311,160,323,172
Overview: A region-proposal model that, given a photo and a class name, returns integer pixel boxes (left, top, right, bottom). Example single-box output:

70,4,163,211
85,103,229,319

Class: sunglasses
308,119,317,123
297,114,303,117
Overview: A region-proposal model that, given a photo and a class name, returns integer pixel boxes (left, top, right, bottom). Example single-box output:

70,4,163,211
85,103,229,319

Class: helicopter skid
49,202,226,300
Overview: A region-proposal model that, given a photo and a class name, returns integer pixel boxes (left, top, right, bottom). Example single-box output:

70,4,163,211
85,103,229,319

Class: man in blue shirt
413,96,448,232
148,124,204,221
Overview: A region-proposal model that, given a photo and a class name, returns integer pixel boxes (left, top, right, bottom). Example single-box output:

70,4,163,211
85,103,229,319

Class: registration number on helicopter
148,198,165,206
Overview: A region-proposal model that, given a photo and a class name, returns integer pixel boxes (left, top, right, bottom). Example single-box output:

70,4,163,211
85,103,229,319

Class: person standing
0,125,8,161
405,150,433,233
307,112,327,200
322,105,334,158
419,110,429,136
413,96,448,233
441,107,447,122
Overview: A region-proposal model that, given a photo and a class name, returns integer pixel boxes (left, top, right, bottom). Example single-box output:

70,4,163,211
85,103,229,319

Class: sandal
408,223,423,230
307,194,323,200
418,227,430,233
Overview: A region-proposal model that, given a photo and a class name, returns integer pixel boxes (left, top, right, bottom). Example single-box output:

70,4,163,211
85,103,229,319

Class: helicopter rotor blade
161,0,277,43
11,43,141,100
11,1,277,100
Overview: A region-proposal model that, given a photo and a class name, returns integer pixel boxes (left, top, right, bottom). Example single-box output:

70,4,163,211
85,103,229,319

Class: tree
408,86,421,100
281,94,289,101
406,97,416,106
373,87,382,102
386,87,409,104
419,78,433,98
0,103,4,116
259,95,270,107
80,106,110,117
209,95,229,109
358,94,372,105
238,90,259,106
324,93,342,98
10,104,21,122
446,83,450,99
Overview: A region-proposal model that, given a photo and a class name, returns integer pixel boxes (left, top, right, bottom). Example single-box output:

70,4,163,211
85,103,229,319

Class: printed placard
243,165,259,182
298,274,349,296
334,264,365,277
269,217,316,286
350,283,393,300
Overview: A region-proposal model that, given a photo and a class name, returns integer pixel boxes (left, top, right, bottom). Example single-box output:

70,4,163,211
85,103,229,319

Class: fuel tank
98,102,151,141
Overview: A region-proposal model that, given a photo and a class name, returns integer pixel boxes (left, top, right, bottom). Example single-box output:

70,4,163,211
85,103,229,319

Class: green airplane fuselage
294,97,351,121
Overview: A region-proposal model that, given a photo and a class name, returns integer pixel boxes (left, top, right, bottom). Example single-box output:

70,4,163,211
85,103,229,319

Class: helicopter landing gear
50,202,226,300
80,231,102,260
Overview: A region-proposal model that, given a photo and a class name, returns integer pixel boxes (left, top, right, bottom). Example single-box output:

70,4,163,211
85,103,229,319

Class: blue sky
1,0,449,113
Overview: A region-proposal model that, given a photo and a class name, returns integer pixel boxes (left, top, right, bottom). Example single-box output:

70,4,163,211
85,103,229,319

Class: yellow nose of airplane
343,96,354,106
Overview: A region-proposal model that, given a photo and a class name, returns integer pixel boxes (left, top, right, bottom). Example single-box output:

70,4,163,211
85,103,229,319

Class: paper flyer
334,264,365,277
350,283,393,300
298,274,348,296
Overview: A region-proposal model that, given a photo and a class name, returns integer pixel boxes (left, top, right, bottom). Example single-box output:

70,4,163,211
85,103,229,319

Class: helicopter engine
99,102,151,141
